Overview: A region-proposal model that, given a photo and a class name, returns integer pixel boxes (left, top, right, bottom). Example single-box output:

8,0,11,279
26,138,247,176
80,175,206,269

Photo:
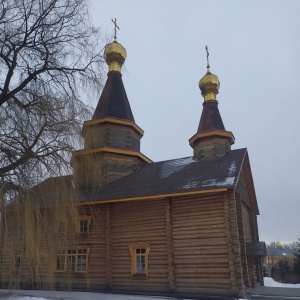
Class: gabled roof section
92,72,135,122
197,101,225,133
78,148,247,203
32,175,74,204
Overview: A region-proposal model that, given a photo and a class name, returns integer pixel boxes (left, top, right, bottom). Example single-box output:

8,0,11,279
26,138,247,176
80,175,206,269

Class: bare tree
294,238,300,274
0,0,105,190
0,0,107,288
282,242,300,250
266,242,276,248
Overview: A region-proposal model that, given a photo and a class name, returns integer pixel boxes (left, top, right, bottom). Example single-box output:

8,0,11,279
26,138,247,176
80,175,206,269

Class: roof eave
78,187,229,205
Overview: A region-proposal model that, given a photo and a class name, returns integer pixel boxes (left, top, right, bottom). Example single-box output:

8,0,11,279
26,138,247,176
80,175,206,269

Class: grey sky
90,0,300,243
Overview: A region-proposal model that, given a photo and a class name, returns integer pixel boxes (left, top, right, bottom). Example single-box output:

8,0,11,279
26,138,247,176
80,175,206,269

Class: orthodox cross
112,18,119,41
205,45,210,68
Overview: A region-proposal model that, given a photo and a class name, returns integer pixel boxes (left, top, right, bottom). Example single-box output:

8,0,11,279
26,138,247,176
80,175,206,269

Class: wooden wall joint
105,203,112,289
223,193,238,295
165,198,176,291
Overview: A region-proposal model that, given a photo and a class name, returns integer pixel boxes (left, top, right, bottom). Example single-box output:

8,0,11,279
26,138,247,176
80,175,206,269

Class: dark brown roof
197,101,226,133
92,72,135,121
78,148,247,202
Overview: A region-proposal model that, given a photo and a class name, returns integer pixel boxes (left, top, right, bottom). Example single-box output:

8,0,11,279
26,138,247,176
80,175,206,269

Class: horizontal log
174,248,228,255
175,277,231,284
175,286,232,295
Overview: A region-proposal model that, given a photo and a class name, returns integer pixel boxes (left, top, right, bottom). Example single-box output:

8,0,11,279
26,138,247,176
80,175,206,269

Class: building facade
266,241,297,275
1,35,266,298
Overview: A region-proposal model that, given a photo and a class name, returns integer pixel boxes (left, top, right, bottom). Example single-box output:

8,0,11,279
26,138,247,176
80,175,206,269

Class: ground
1,278,300,300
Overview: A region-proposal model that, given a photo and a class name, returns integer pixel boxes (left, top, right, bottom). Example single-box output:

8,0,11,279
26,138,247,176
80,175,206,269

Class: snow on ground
1,278,300,300
1,297,48,300
264,276,300,288
0,290,179,300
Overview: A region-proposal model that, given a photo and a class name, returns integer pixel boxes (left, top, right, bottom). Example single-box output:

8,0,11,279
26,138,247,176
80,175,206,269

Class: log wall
109,199,169,292
171,192,242,296
1,191,250,297
84,123,141,152
235,167,262,288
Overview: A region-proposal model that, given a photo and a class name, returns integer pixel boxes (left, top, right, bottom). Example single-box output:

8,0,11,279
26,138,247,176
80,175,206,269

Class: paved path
2,287,300,300
0,290,239,300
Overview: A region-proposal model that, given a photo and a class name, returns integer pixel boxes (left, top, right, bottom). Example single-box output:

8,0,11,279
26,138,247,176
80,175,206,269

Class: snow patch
200,161,237,187
3,297,48,300
181,181,199,189
228,161,236,175
0,292,181,300
201,176,235,187
264,276,300,288
159,157,195,179
2,280,300,300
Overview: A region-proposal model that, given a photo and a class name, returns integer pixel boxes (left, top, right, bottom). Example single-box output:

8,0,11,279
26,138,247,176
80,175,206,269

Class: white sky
89,0,300,243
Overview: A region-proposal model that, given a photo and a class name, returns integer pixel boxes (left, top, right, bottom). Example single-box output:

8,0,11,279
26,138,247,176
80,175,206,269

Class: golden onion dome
104,40,127,73
275,241,282,248
199,67,220,101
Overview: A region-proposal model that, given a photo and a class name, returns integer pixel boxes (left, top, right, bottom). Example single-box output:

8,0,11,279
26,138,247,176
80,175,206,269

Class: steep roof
92,72,134,121
197,101,226,133
78,148,247,202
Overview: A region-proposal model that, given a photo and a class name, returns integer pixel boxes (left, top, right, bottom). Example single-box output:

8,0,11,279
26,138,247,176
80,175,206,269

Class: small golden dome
199,67,220,101
276,241,282,248
104,40,127,73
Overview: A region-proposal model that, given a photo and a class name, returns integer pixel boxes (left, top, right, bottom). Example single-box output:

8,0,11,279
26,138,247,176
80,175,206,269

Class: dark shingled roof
78,148,247,202
197,101,226,133
92,72,135,121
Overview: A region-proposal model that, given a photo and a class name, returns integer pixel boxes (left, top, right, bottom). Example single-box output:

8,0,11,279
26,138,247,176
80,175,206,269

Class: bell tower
72,20,151,189
189,47,234,161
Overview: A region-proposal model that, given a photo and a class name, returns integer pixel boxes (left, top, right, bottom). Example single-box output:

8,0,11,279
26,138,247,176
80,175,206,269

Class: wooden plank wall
235,193,249,288
76,204,107,290
225,192,244,296
171,193,240,296
2,192,247,297
1,209,29,287
249,206,263,285
109,199,169,293
235,165,263,288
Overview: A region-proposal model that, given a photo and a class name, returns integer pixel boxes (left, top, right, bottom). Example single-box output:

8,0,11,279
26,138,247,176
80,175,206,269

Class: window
55,247,90,273
58,221,66,235
136,248,146,273
80,220,88,233
78,216,92,234
56,251,65,272
129,243,150,279
12,254,21,273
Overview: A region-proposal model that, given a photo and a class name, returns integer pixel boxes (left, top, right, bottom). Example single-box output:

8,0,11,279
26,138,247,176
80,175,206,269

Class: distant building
1,33,266,298
266,241,297,273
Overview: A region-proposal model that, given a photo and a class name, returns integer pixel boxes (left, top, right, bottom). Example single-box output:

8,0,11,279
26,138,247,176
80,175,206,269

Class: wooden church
1,32,266,298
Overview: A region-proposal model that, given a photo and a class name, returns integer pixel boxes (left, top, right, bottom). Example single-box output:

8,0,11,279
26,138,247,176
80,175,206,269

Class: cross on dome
111,18,120,41
205,45,210,68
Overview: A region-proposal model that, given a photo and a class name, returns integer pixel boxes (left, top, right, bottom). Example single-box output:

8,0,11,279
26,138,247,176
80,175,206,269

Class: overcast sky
89,0,300,244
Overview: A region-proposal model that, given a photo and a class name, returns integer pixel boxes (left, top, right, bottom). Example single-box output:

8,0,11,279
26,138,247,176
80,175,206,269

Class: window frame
129,242,150,279
57,220,67,235
55,246,90,273
78,215,92,234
